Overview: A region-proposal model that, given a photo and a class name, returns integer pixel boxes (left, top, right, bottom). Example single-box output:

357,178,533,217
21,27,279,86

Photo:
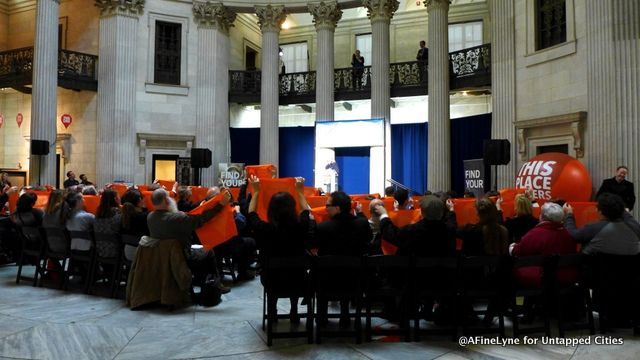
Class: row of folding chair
14,225,140,298
260,253,627,346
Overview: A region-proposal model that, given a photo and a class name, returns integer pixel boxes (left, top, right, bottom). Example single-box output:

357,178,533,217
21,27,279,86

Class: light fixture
278,47,283,57
281,20,290,30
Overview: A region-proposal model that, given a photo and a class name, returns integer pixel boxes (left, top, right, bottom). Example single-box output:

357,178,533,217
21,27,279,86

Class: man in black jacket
315,191,371,327
596,166,635,210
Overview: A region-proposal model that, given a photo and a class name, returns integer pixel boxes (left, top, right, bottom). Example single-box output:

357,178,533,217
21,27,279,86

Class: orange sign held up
109,183,128,198
188,194,238,250
381,209,422,255
253,177,298,221
82,195,101,215
245,165,276,180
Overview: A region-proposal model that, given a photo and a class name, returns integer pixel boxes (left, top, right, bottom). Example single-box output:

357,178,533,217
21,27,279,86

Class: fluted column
193,2,236,187
29,0,59,186
95,0,144,186
256,5,286,168
363,0,398,194
425,0,450,192
586,0,640,213
490,0,517,188
309,1,341,123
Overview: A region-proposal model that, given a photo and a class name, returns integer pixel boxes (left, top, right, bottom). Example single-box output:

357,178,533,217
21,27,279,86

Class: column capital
193,2,237,33
309,1,342,31
362,0,399,23
424,0,451,12
94,0,145,18
255,5,287,33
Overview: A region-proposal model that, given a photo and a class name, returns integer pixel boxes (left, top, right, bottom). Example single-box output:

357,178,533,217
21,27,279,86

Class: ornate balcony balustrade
0,47,98,92
230,43,491,104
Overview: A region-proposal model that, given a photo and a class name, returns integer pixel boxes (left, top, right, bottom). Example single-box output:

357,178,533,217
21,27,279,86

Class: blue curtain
335,147,370,194
279,126,315,181
450,113,492,196
230,128,260,165
391,123,428,195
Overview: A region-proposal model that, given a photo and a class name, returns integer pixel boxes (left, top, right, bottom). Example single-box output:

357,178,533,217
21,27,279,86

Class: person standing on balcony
351,50,365,90
416,40,429,83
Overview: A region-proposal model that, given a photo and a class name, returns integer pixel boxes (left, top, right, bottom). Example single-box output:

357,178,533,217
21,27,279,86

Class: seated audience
376,195,457,256
65,192,95,252
120,189,149,239
247,175,314,322
12,192,44,227
393,188,413,210
177,187,198,212
498,194,538,244
564,193,640,255
147,188,231,293
314,190,372,327
42,190,68,229
510,202,577,287
456,197,509,256
358,198,384,255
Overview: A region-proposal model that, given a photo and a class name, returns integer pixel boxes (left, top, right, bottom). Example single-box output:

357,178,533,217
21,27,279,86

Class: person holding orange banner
247,175,314,324
147,188,232,294
497,194,538,244
375,195,457,256
456,198,509,256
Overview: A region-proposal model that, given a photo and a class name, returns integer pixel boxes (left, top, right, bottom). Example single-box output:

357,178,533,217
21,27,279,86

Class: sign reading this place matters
463,159,486,198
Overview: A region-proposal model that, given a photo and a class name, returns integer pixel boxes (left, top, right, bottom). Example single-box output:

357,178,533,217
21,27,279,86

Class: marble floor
0,264,638,360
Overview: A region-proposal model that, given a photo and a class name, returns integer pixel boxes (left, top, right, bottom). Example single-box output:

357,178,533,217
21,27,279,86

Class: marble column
363,0,398,194
490,0,517,188
309,1,341,123
29,0,59,186
586,0,640,213
193,2,236,187
95,0,144,186
425,0,450,192
255,5,286,169
309,1,341,188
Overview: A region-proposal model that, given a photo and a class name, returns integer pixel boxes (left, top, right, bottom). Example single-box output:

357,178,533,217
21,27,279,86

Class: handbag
194,275,222,307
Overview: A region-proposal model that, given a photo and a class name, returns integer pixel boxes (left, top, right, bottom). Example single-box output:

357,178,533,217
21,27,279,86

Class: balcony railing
230,43,491,104
0,47,98,91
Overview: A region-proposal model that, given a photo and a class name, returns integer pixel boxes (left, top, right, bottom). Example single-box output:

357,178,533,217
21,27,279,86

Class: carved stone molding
255,5,287,33
308,1,342,31
94,0,145,18
362,0,399,22
514,111,587,160
424,0,451,12
193,1,237,33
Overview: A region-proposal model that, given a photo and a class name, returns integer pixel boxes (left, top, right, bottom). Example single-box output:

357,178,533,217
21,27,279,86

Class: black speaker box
31,140,50,155
483,139,510,165
191,148,212,168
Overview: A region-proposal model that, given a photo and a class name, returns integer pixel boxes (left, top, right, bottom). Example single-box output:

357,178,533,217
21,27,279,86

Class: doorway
245,46,257,70
335,147,370,195
152,154,179,182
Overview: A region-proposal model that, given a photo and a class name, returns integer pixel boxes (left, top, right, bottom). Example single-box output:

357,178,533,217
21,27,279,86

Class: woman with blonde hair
497,193,538,244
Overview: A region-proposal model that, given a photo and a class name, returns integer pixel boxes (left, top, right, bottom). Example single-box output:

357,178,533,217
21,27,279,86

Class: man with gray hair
510,202,577,286
147,188,232,293
374,195,457,256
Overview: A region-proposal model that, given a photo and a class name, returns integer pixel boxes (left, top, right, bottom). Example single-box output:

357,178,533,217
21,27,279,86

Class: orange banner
569,202,599,228
156,180,176,191
381,209,422,255
246,165,276,179
310,206,330,224
189,194,238,250
8,192,18,214
30,190,51,209
306,195,328,209
109,183,128,198
254,178,298,221
82,195,101,215
190,186,210,204
141,191,155,211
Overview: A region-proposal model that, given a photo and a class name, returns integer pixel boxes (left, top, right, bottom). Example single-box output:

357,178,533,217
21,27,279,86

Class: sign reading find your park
218,163,246,188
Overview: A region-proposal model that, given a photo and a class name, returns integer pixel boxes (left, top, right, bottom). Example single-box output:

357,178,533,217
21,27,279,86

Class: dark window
536,0,566,50
536,144,568,155
154,21,181,85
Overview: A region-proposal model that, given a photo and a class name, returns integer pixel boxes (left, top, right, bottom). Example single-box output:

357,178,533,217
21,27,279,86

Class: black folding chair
411,256,459,342
314,255,364,344
459,255,508,338
551,253,595,337
41,227,71,289
262,256,314,346
90,232,122,297
15,226,45,286
509,255,552,338
66,230,96,293
362,255,411,342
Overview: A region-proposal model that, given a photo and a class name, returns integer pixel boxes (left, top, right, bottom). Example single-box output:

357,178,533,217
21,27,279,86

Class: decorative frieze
255,5,286,33
362,0,399,22
308,1,342,30
193,1,237,33
94,0,145,17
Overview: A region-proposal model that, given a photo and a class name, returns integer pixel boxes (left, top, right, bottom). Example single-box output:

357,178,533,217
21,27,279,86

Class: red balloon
515,152,592,202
